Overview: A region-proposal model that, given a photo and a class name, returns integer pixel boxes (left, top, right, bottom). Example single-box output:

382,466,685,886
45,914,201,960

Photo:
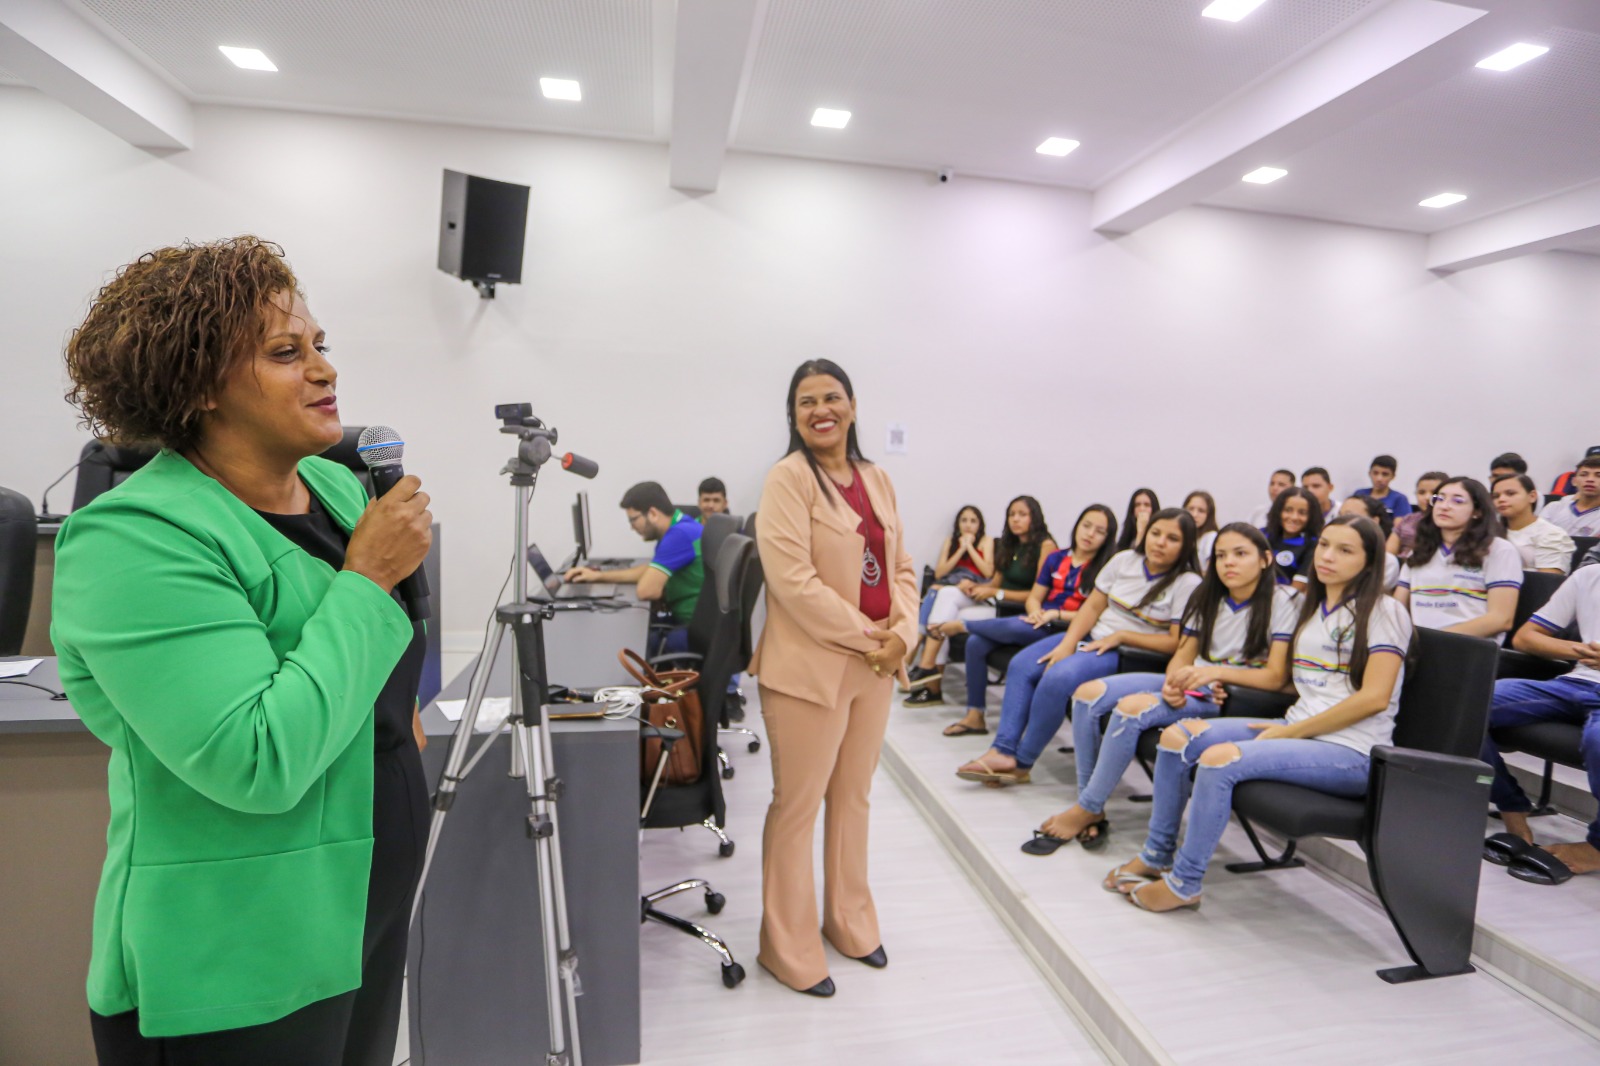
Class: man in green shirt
565,481,704,650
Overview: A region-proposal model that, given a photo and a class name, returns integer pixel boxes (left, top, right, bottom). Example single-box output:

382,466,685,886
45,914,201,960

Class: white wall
4,86,1599,648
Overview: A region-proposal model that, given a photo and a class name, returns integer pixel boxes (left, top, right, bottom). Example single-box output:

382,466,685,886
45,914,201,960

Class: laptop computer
527,543,618,600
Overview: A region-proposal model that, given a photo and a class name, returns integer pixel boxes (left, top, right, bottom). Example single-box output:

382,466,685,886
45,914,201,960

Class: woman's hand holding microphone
343,475,433,594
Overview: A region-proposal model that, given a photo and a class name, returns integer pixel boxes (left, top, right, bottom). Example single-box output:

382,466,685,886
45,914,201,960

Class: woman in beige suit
748,359,919,997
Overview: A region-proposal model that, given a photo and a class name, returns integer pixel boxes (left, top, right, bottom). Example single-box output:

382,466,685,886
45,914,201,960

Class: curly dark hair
64,236,301,452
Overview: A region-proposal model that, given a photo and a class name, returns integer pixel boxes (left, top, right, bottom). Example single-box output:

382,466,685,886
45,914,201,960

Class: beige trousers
756,654,893,989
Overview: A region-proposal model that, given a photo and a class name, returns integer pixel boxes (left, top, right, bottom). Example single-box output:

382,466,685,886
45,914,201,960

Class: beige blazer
749,451,919,707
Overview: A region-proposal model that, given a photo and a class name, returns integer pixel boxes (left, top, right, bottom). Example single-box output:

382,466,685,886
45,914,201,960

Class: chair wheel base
1377,962,1475,985
705,891,725,914
721,765,735,780
748,740,761,753
719,841,736,858
1224,857,1305,873
722,962,746,988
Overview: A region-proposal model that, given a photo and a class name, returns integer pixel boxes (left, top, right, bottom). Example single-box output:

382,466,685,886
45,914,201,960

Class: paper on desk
435,697,512,734
0,659,42,679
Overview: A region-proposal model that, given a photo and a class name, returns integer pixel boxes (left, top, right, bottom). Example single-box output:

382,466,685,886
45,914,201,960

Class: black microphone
39,459,82,520
561,452,599,479
356,425,432,622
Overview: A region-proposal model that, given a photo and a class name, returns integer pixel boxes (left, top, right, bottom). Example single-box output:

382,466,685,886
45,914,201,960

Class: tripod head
496,402,558,480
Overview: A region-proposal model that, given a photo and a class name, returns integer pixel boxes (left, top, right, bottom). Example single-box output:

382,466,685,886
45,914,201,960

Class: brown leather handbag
620,649,704,786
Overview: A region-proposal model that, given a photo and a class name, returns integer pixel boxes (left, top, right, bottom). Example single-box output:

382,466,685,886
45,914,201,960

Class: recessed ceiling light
1036,137,1080,157
1475,43,1550,71
811,108,851,129
539,77,582,101
1419,192,1467,208
218,46,277,72
1201,0,1269,22
1241,166,1287,184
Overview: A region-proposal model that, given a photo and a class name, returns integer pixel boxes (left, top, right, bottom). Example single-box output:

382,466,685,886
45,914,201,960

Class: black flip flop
1076,820,1112,853
1483,832,1534,867
1508,846,1575,886
1021,830,1071,856
942,722,989,737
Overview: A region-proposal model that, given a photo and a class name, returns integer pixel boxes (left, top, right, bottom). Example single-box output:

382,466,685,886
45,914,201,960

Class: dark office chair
1571,536,1598,573
0,487,38,656
638,533,760,989
319,425,374,493
1497,571,1571,683
1219,628,1499,984
1491,571,1579,816
70,440,159,510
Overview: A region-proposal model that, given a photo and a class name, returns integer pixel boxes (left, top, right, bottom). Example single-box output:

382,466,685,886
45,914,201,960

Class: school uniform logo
1275,550,1295,568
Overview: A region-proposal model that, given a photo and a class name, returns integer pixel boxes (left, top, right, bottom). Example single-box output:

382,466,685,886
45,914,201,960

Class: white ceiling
5,0,1600,261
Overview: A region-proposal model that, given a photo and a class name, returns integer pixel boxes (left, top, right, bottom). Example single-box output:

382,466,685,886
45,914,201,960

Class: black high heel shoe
800,977,836,997
849,946,888,969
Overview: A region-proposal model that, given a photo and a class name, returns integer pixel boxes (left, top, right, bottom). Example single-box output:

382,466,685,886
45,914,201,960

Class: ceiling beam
1090,0,1490,235
0,0,191,149
667,0,766,193
1426,179,1600,272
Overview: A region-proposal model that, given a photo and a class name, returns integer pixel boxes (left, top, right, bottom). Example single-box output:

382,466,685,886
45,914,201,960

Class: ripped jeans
1070,673,1219,814
1139,718,1370,899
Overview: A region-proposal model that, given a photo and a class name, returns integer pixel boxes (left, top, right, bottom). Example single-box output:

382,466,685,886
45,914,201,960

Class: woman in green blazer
51,237,434,1065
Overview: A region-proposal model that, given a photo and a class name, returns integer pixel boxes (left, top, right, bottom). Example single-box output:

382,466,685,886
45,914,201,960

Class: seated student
1262,486,1324,589
904,504,998,696
1109,515,1412,911
1183,491,1220,565
933,505,1118,730
1340,496,1400,590
565,481,703,652
912,500,1048,687
1247,469,1296,529
1388,470,1448,559
1490,452,1529,483
1540,454,1600,538
1494,474,1575,574
1031,524,1299,853
697,477,729,515
1551,446,1600,497
1115,488,1160,552
954,509,1201,786
1301,467,1339,522
1395,477,1520,644
1480,565,1600,881
1351,454,1413,519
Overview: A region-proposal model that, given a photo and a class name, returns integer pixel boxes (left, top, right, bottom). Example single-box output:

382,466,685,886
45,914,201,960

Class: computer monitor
572,491,592,563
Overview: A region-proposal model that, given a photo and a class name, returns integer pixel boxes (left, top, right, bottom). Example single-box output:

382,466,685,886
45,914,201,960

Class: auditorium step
884,704,1600,1066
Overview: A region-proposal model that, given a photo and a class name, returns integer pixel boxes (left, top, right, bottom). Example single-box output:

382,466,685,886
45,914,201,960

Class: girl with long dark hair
907,498,1052,697
955,509,1201,786
1396,476,1521,643
929,505,1117,732
904,505,994,684
1028,524,1299,854
1112,515,1413,911
1263,486,1324,588
1183,490,1220,566
1492,473,1574,574
1116,488,1160,552
1338,496,1400,590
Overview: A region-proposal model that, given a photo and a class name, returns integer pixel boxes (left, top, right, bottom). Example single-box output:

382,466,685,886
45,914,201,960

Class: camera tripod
411,405,593,1066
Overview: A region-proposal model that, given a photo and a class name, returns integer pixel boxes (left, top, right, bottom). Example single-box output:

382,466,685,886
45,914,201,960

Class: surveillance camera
937,168,954,183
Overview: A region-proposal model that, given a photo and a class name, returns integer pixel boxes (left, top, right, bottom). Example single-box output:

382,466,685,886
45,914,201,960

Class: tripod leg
516,719,576,1065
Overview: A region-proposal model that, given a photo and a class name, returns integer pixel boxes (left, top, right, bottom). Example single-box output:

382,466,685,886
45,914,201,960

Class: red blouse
832,468,891,622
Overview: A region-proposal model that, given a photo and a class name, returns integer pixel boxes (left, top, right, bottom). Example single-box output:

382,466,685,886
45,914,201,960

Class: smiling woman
746,358,919,997
53,236,435,1065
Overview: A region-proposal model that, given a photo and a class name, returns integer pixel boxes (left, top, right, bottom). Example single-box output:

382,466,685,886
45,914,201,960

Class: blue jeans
1071,674,1219,813
962,616,1061,711
918,588,938,631
1140,718,1370,899
992,637,1121,769
1482,675,1600,849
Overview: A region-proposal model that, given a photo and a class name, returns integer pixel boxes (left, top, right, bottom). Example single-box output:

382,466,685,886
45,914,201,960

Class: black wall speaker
437,169,530,297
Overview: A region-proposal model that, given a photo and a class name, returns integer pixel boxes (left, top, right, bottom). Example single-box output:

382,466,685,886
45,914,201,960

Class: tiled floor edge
880,735,1177,1066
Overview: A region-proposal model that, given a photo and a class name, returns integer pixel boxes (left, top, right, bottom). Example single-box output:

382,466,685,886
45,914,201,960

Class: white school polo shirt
1506,518,1575,573
1286,596,1412,757
1182,585,1301,667
1540,498,1600,538
1091,550,1202,641
1528,565,1600,686
1398,538,1522,644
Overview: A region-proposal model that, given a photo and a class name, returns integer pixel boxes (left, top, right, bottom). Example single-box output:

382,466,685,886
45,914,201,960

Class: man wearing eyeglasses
565,481,704,652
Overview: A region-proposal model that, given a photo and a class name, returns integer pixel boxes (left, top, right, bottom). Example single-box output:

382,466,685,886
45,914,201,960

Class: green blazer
51,451,414,1037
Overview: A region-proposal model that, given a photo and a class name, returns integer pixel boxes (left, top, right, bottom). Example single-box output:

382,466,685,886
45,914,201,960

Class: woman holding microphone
748,360,918,997
52,237,433,1065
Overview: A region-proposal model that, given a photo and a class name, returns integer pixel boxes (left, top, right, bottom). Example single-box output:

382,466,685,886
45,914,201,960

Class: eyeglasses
1430,494,1472,508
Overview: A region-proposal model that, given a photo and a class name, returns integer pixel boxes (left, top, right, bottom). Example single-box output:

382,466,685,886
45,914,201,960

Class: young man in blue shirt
565,482,704,650
1352,454,1413,519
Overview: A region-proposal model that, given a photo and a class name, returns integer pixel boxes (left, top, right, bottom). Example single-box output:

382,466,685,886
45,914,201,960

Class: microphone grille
356,425,404,468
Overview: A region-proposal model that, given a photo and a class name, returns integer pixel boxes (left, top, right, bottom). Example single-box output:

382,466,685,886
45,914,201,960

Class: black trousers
92,747,429,1066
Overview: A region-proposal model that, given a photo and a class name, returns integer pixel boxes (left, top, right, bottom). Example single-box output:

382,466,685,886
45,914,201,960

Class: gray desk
411,603,649,1066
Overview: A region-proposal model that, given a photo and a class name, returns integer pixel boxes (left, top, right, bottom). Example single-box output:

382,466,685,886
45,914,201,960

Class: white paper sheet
434,697,512,734
0,659,43,679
